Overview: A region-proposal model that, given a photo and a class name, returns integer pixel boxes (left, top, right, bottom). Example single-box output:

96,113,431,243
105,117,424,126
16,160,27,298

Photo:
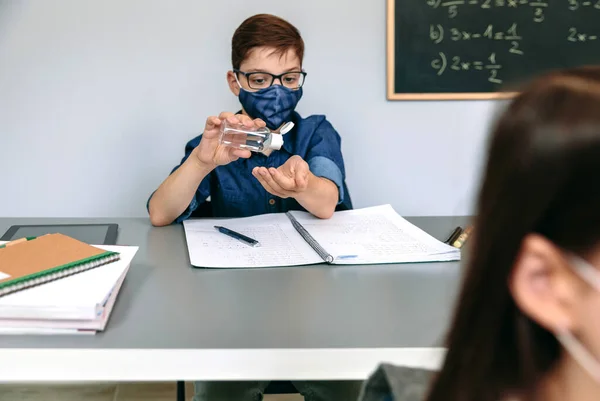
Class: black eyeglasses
234,69,307,90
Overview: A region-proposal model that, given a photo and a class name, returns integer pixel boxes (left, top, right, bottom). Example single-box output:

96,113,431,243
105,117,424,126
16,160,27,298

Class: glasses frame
233,69,307,90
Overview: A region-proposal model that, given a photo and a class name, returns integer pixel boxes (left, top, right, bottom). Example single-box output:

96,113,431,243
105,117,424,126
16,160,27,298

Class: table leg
177,380,185,401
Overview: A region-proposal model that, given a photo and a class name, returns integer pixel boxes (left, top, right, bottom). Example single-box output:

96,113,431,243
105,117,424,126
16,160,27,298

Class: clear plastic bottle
219,120,294,152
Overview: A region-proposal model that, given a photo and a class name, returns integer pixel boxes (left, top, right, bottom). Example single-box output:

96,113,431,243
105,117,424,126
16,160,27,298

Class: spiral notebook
182,204,461,268
0,233,120,297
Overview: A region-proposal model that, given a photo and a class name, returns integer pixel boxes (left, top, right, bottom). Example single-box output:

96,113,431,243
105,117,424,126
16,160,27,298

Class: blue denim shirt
148,112,352,222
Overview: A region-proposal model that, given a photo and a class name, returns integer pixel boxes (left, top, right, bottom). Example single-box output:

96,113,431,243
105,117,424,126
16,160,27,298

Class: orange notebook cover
0,233,120,297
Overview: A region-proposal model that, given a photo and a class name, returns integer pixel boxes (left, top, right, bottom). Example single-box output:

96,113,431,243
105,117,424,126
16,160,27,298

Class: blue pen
214,226,261,248
336,255,358,260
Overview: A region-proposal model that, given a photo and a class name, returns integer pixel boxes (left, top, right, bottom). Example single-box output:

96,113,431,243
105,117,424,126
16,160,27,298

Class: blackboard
386,0,600,100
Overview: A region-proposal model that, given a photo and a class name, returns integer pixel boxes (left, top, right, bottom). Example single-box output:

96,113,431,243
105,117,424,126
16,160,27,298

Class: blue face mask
238,84,303,130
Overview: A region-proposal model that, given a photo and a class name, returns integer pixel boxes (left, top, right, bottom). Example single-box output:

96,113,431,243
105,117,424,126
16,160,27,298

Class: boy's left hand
252,155,310,199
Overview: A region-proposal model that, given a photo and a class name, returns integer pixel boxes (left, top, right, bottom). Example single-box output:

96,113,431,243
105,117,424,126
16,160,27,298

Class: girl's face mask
555,254,600,382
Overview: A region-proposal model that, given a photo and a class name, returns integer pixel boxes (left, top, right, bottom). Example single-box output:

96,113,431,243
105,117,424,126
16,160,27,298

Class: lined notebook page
183,213,322,268
290,205,461,265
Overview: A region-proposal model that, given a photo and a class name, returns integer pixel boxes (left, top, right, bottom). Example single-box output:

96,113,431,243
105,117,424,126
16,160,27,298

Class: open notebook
182,204,461,268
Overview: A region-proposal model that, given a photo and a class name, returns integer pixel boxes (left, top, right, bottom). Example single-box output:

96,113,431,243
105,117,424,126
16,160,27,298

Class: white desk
0,216,465,382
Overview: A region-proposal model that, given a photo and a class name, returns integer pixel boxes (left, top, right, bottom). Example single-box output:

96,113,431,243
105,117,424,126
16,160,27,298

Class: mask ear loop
555,254,600,382
570,255,600,292
556,327,600,382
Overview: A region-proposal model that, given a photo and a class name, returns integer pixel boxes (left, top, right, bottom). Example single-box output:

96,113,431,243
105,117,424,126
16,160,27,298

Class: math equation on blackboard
428,0,547,22
423,1,599,85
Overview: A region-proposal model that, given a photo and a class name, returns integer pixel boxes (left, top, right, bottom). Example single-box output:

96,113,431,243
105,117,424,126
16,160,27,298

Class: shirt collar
280,112,298,154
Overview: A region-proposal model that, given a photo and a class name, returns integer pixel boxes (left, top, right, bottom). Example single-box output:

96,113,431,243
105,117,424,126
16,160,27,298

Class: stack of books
0,233,137,334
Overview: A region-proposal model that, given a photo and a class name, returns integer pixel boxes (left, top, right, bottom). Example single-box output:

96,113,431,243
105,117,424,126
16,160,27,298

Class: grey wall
0,0,497,218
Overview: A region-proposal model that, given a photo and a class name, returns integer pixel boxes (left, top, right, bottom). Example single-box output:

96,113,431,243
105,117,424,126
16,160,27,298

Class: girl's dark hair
425,65,600,401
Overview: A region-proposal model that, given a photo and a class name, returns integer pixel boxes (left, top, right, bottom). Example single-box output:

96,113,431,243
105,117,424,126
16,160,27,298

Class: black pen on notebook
214,226,261,248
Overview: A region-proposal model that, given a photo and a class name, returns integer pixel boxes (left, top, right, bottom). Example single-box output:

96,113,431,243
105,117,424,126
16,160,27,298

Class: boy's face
227,47,302,95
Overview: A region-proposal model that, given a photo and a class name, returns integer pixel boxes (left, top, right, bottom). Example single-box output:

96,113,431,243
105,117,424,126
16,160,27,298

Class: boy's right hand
193,112,265,169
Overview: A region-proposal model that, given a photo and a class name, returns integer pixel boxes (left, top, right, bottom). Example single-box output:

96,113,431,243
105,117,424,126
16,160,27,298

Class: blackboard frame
385,0,518,101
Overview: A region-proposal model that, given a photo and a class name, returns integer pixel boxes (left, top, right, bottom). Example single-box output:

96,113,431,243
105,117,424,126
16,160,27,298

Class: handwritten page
290,205,461,265
183,214,323,268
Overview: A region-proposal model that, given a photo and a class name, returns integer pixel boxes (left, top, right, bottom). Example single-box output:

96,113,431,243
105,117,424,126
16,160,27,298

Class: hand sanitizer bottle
219,120,293,152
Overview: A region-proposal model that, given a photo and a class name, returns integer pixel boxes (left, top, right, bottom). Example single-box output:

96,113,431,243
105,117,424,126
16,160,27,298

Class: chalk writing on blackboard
424,10,599,90
387,0,600,100
429,23,524,55
568,27,598,41
426,0,548,22
431,52,503,83
568,0,600,10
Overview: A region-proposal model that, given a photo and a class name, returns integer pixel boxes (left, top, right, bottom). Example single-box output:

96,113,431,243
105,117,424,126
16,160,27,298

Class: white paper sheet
183,213,322,268
290,205,461,265
0,327,95,335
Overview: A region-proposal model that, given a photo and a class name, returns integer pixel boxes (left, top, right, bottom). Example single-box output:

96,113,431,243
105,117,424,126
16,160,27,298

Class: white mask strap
554,254,600,383
569,254,600,292
556,328,600,382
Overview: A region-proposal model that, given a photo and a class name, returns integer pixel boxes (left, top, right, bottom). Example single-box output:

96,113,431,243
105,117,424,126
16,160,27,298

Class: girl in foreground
360,66,600,401
426,66,600,401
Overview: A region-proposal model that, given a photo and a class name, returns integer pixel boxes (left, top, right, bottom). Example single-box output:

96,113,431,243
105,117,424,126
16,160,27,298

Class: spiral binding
285,212,334,263
0,253,121,297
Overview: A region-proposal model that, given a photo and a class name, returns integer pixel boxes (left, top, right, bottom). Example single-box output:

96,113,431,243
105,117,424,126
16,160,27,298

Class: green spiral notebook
0,233,120,297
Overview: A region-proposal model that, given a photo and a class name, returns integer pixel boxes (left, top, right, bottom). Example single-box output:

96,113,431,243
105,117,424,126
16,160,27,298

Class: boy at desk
147,13,352,227
147,13,360,401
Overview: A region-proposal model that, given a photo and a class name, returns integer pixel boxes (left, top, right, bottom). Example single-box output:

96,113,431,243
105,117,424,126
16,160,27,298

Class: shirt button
269,199,276,205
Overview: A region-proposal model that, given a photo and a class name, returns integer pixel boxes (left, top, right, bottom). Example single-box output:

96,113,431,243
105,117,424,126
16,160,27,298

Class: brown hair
231,14,304,70
424,65,600,401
